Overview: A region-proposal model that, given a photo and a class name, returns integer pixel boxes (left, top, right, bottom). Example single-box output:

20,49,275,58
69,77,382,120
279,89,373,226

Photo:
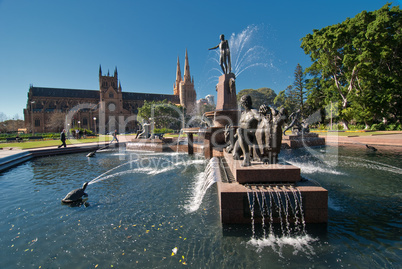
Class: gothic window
109,92,114,98
83,118,88,126
34,119,40,127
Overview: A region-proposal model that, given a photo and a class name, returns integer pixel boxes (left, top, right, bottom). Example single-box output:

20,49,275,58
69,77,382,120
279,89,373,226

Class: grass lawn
0,136,112,149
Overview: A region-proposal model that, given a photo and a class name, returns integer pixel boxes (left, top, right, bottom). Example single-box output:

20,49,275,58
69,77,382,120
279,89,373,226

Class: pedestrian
58,129,67,148
110,129,119,143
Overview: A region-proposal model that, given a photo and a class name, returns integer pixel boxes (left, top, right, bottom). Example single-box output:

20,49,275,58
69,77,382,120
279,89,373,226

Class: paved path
322,132,402,147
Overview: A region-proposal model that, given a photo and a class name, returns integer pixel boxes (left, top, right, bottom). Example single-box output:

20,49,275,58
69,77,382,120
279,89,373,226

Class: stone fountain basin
218,151,328,224
217,181,328,224
204,110,239,128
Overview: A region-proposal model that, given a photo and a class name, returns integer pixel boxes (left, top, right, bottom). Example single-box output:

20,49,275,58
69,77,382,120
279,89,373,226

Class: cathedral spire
99,65,102,77
184,49,191,81
176,56,182,82
173,56,181,95
114,66,118,78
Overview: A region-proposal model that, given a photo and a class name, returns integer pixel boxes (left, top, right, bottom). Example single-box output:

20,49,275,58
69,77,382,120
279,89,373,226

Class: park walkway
322,132,402,147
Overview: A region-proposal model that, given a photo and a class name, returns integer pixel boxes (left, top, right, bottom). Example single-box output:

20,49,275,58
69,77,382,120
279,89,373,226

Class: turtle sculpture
61,182,89,203
86,151,96,157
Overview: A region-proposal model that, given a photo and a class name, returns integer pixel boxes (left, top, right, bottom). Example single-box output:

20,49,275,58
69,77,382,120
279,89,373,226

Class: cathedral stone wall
24,67,180,134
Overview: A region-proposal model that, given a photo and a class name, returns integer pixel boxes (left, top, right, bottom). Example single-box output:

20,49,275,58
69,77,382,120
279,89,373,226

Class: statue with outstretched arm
209,34,232,74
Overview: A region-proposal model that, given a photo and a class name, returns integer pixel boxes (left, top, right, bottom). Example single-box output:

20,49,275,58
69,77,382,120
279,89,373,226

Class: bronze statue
283,109,309,136
271,107,287,164
224,124,242,157
224,94,288,165
235,95,259,166
135,119,150,139
255,104,272,164
209,34,232,74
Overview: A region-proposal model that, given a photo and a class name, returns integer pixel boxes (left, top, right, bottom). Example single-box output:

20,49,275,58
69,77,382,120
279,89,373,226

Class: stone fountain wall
218,151,328,224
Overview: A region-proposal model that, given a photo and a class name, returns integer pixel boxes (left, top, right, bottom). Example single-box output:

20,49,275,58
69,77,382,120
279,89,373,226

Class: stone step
223,151,301,184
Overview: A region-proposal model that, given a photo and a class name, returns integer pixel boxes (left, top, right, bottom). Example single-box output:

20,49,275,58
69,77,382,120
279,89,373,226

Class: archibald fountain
185,34,328,227
3,31,401,268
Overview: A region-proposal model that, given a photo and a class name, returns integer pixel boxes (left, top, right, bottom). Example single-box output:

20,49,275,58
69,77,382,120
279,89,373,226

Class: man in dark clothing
110,129,119,143
58,129,67,148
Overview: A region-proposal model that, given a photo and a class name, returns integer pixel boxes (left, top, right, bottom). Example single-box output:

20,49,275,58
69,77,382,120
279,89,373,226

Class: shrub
349,124,365,131
153,128,174,134
371,123,386,131
386,124,397,130
387,123,402,131
334,124,344,130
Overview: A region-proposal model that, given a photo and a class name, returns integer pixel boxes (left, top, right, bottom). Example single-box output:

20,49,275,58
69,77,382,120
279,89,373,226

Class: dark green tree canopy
237,87,277,109
301,3,401,128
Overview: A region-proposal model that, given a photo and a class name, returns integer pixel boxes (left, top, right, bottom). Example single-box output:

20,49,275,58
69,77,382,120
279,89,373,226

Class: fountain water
229,25,271,78
245,184,319,255
184,157,220,213
207,25,271,79
0,146,401,267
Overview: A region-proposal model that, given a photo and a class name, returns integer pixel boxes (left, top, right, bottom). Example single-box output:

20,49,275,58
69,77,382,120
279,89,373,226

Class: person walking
58,129,67,148
110,129,119,143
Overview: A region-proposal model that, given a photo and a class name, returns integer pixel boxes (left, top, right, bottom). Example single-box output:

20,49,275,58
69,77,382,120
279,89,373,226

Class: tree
1,119,25,132
46,112,67,132
301,3,402,129
237,87,277,109
273,86,297,113
0,112,7,122
291,64,306,115
137,100,184,130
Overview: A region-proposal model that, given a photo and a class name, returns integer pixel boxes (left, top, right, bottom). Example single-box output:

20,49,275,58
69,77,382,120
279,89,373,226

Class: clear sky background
0,0,398,119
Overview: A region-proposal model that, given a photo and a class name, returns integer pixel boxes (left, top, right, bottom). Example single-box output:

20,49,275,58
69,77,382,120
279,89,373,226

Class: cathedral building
173,49,197,113
24,51,196,133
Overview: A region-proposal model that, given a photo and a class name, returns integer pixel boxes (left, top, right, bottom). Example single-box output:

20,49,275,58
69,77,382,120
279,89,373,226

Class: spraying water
88,154,197,185
229,25,272,77
184,157,220,213
208,25,272,80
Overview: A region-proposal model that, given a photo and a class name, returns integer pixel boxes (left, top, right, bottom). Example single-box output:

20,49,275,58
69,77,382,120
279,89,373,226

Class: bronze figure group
225,95,288,166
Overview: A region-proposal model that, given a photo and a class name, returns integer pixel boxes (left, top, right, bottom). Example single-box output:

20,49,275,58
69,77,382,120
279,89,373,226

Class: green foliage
291,64,307,114
274,87,296,112
237,88,277,109
153,128,174,134
370,123,386,131
272,64,308,116
138,100,184,130
348,124,366,130
335,124,344,131
385,123,402,131
301,3,402,128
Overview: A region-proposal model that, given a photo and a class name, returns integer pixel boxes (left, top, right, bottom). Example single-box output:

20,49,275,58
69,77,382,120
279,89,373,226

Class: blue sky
0,0,397,119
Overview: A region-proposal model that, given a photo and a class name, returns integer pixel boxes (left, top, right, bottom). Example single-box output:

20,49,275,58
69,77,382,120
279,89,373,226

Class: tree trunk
341,119,349,130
